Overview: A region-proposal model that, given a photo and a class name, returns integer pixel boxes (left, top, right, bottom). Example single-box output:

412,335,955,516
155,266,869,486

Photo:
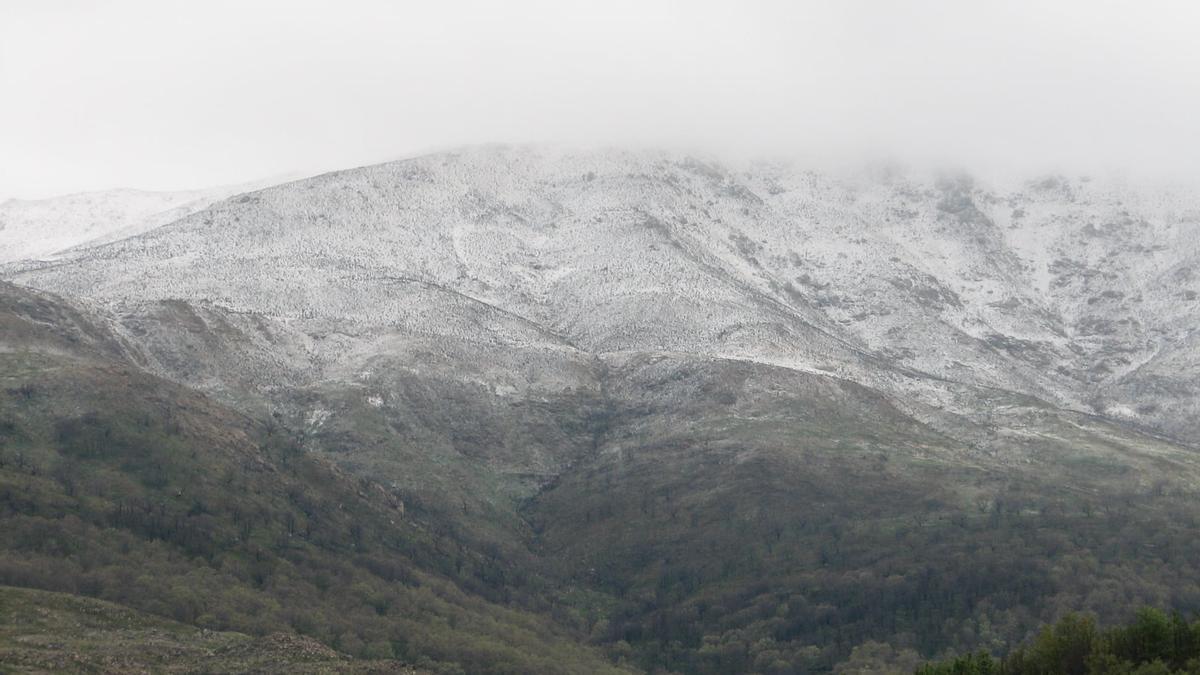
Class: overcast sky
2,0,1199,200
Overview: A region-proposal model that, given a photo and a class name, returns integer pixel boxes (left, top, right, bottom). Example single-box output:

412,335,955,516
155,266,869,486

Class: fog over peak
3,0,1199,200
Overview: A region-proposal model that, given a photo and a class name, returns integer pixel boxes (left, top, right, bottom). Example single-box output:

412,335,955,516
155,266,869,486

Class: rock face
5,146,1198,445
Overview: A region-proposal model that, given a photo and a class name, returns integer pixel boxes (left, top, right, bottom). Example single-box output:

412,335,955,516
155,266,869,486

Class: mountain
3,145,1200,672
0,177,293,264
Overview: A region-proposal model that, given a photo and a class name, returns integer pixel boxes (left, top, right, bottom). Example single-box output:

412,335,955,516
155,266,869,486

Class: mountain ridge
7,145,1198,444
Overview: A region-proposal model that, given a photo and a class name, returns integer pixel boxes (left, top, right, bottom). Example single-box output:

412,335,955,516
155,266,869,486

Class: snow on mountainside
5,145,1200,444
0,178,292,263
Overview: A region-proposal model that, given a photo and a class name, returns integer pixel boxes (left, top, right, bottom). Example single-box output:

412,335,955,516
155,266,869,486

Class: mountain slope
0,281,629,674
6,147,1199,443
526,352,1200,671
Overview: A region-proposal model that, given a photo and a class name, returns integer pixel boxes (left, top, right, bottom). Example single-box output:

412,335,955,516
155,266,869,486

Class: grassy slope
0,585,420,674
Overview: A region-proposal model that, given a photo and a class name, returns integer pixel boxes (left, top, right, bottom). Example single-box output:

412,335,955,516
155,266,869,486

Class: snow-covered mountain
0,178,292,263
5,145,1198,445
6,146,1200,671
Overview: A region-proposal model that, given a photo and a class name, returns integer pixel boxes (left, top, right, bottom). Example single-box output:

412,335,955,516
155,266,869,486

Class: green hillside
0,285,628,674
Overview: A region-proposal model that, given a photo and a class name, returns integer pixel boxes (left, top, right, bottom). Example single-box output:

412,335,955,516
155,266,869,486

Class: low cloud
2,0,1198,198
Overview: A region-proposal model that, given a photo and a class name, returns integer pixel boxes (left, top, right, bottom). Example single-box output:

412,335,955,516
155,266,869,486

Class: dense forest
917,609,1200,674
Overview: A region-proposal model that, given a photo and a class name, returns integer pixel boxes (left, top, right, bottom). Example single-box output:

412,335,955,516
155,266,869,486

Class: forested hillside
0,282,628,674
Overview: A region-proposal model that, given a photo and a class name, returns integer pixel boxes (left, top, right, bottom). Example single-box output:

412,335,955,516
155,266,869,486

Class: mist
3,0,1199,199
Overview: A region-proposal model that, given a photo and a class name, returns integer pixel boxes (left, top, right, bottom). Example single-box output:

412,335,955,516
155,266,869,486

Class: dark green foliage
916,652,1001,675
918,609,1200,674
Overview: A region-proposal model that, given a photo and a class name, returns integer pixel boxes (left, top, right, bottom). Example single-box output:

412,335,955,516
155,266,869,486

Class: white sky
2,0,1199,200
